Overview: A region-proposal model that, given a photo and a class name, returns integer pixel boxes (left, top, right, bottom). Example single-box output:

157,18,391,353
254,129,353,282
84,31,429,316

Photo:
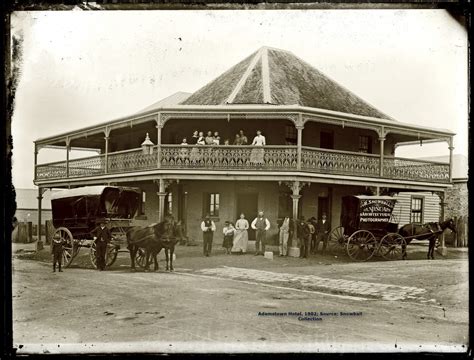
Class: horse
398,219,456,260
145,219,183,272
126,217,182,272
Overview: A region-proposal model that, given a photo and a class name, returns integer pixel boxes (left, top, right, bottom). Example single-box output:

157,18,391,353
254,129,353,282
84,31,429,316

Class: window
320,131,334,149
410,197,424,224
203,193,220,217
284,125,297,145
359,135,372,153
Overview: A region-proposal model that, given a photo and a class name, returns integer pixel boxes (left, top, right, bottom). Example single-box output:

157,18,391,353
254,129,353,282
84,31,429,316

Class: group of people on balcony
180,129,266,146
178,129,267,165
200,212,331,258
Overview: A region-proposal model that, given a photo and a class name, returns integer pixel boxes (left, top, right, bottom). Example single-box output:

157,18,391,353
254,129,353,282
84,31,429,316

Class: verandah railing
35,145,450,183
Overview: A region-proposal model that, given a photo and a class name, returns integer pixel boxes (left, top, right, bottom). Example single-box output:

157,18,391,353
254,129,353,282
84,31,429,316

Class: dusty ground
11,241,468,354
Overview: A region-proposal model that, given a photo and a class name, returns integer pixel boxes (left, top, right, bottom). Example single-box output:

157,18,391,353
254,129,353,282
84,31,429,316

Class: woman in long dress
250,130,266,165
190,131,205,164
232,213,249,253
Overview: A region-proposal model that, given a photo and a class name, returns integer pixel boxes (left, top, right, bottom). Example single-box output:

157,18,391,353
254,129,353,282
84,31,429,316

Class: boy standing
51,236,64,272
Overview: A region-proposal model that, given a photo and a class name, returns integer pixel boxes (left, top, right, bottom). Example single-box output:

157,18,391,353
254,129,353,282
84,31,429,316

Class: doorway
236,193,258,240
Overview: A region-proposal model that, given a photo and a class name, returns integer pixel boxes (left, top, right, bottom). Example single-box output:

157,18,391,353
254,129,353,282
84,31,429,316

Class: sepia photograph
9,7,468,354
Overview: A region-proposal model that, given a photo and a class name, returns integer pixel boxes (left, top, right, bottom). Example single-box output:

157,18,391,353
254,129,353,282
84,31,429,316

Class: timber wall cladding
392,192,440,226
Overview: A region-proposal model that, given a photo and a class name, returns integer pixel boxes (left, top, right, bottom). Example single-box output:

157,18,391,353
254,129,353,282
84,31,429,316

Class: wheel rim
90,243,119,269
347,230,377,261
328,226,346,253
136,248,147,269
379,233,406,260
53,228,74,268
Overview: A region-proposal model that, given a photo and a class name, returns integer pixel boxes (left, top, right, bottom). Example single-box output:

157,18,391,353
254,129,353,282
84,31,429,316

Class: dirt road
12,246,468,354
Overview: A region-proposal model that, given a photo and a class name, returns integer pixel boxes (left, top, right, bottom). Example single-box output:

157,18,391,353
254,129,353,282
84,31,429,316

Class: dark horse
398,219,456,260
127,216,182,271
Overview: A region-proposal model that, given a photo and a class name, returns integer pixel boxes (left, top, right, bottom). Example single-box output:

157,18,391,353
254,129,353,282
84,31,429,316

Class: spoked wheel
53,227,75,268
135,248,148,269
379,233,406,260
90,242,119,269
328,226,347,253
346,230,377,261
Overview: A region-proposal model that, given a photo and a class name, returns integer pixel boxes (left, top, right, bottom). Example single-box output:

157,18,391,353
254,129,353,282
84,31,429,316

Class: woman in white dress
231,213,249,254
250,130,266,165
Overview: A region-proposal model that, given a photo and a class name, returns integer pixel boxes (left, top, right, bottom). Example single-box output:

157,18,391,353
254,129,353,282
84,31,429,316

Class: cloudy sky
11,9,468,189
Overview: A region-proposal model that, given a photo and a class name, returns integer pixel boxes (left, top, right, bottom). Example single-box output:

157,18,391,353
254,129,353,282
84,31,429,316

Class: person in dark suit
297,216,311,259
309,217,318,254
200,214,216,257
93,220,112,270
314,213,331,254
51,236,64,272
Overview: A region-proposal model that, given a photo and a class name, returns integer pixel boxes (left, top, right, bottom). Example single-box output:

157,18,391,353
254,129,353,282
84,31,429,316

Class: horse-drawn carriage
327,195,406,261
327,195,456,261
51,185,147,268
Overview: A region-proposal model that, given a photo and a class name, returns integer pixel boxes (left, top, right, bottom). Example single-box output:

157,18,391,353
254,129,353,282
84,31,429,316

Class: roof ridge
225,49,263,104
261,47,272,104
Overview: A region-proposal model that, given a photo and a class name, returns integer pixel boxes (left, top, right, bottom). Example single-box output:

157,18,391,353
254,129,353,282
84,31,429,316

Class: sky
11,9,468,189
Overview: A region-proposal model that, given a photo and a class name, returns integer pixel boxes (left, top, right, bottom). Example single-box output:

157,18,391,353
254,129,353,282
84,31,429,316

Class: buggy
50,185,146,268
327,195,406,261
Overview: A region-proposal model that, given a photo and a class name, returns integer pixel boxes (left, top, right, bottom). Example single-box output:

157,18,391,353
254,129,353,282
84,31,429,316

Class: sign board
359,198,396,223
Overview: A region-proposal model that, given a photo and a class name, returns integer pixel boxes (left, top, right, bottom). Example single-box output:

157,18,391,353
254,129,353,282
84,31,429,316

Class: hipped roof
180,46,391,120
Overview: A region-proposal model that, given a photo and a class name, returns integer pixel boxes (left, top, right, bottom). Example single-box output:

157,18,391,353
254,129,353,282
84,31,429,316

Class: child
51,236,64,272
222,221,235,254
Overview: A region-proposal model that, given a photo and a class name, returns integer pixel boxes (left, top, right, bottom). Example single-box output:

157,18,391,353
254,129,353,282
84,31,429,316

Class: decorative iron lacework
301,148,379,177
35,145,449,184
36,163,67,180
68,155,105,177
108,148,157,173
383,158,449,183
161,145,297,170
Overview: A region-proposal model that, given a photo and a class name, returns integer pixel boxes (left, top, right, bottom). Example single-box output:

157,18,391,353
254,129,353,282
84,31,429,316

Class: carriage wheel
135,248,148,269
53,227,74,268
328,226,347,253
90,242,119,269
346,230,377,261
379,233,406,261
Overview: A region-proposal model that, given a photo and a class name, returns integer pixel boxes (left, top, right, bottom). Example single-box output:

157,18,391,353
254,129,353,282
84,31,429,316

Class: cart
50,185,147,268
327,195,406,261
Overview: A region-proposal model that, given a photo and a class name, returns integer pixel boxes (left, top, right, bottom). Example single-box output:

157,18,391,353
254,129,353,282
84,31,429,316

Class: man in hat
93,219,112,270
200,214,216,257
314,213,331,254
297,216,311,259
251,211,271,255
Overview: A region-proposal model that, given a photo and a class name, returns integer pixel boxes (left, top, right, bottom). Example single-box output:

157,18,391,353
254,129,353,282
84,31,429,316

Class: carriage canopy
341,195,398,235
51,186,141,230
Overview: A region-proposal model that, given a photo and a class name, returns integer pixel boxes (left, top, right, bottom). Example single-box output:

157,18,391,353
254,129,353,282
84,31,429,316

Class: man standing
251,211,271,256
315,213,331,254
297,216,311,259
93,219,111,271
201,214,216,257
278,215,291,257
